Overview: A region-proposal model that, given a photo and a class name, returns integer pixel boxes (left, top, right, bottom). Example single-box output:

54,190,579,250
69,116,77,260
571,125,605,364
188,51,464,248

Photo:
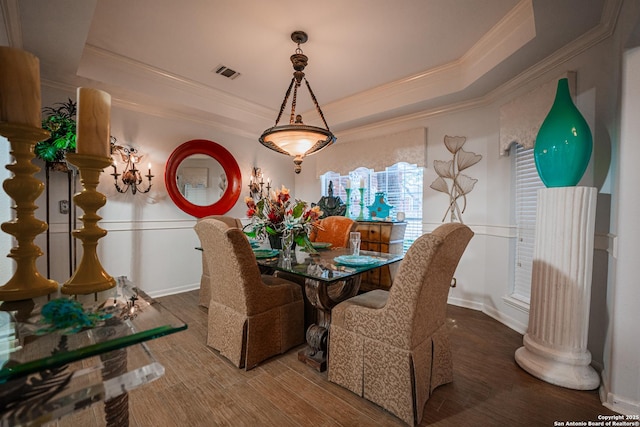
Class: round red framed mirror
165,139,241,217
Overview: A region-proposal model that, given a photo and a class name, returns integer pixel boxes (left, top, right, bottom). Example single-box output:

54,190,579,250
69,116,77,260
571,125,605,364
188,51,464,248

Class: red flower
267,211,282,224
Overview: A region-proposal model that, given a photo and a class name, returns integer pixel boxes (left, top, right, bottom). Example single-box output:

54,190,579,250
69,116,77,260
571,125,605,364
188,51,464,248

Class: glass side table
0,276,187,426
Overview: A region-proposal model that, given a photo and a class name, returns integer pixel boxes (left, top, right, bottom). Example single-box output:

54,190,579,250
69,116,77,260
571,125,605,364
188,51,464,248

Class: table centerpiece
244,185,322,252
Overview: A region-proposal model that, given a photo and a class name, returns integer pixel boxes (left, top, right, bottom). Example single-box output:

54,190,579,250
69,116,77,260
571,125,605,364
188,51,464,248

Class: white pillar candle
76,87,111,157
0,47,41,127
359,177,365,188
346,179,351,189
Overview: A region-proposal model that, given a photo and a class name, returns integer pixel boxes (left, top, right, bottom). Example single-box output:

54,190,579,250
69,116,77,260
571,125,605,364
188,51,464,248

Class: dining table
254,244,403,372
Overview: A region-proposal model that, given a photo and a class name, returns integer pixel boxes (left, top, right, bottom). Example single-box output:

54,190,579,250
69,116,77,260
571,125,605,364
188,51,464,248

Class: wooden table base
298,276,361,372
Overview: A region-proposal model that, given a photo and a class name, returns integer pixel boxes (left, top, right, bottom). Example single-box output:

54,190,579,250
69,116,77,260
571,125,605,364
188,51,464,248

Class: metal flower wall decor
430,135,482,223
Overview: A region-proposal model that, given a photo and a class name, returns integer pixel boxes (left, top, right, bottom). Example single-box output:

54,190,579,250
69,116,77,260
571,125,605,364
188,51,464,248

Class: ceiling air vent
214,65,241,80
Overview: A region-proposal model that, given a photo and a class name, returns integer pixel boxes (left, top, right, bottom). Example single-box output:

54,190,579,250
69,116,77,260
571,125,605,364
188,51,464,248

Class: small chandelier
111,139,153,194
248,167,271,199
259,31,336,174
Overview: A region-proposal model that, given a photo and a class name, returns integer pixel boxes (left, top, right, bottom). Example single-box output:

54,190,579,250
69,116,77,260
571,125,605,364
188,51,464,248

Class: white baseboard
447,296,484,311
147,283,200,299
599,371,640,416
482,303,528,335
447,296,528,335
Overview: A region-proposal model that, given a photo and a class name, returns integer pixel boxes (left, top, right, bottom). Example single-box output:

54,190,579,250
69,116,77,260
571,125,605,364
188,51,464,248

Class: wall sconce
249,167,270,199
111,140,153,194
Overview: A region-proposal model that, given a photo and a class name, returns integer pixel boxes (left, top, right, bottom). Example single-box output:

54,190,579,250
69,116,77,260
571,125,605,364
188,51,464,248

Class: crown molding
39,0,622,144
490,0,622,95
41,77,260,140
64,1,537,137
335,0,622,141
1,0,22,48
78,44,274,126
318,0,536,128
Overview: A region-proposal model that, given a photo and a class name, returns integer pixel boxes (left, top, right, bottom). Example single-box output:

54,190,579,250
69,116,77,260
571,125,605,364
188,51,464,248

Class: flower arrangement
244,185,322,251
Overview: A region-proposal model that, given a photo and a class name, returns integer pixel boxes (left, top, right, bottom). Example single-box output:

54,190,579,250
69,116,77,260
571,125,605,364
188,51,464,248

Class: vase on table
534,77,593,187
281,231,295,262
269,233,283,250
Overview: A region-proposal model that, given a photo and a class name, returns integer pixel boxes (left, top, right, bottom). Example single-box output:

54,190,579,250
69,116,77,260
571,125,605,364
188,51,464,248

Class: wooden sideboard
356,220,407,292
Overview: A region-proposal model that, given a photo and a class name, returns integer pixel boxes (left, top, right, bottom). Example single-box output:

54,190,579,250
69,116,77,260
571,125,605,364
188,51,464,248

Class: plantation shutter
375,163,423,251
513,145,545,303
321,162,423,254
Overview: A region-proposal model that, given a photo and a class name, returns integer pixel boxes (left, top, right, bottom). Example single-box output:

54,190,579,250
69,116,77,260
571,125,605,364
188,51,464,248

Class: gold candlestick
0,122,59,301
62,152,115,295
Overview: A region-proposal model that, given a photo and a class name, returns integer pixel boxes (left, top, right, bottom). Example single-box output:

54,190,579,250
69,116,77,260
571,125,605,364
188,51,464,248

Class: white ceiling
1,0,613,139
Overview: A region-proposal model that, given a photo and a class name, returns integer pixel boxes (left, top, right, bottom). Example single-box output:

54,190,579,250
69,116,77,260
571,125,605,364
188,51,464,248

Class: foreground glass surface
255,247,403,282
0,276,187,426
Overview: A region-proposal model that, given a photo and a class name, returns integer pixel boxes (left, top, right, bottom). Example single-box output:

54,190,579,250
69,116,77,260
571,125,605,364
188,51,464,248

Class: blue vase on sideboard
534,78,593,187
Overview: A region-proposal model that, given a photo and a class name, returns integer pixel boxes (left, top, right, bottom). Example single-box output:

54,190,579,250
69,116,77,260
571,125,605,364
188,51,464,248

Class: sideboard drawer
356,221,407,292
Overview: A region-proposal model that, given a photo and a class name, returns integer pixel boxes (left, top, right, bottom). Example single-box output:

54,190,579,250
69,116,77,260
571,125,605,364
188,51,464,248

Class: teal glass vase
534,78,593,187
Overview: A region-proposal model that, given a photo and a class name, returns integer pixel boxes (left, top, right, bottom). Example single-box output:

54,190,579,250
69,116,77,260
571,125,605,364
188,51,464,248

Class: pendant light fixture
259,31,336,174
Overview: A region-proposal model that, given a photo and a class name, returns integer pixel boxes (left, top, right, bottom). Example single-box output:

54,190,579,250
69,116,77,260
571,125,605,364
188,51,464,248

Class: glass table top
0,276,187,383
255,247,404,283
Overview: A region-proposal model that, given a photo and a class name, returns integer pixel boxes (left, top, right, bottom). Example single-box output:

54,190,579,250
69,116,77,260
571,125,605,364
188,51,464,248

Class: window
512,144,545,304
320,162,423,252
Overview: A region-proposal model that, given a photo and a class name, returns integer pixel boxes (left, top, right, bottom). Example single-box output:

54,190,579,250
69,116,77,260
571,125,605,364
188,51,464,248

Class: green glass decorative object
534,78,592,187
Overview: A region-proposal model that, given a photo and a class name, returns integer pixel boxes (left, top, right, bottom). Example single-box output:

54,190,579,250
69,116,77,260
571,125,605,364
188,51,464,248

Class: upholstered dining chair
327,222,473,425
196,215,243,308
309,215,357,248
194,218,305,370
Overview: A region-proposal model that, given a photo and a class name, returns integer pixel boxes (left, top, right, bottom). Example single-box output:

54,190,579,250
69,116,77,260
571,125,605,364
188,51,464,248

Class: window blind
513,145,545,304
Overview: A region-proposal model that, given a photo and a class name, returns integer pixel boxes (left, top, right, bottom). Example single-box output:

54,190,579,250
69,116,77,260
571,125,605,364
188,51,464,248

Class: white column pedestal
515,186,600,390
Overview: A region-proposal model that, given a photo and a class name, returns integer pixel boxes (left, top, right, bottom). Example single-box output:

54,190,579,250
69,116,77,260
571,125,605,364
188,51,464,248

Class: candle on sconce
76,87,111,158
346,179,351,189
148,163,152,176
360,177,365,188
0,47,42,127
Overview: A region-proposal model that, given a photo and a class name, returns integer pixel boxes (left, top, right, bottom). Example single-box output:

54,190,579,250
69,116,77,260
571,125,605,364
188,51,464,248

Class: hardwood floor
58,290,617,426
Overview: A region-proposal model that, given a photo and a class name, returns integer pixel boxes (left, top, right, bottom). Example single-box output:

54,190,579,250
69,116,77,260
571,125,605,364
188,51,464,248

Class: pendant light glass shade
259,31,336,174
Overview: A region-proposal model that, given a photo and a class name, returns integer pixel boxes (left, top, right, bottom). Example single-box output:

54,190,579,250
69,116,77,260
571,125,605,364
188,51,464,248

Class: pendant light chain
304,78,331,130
274,77,295,126
258,30,336,174
290,78,299,124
